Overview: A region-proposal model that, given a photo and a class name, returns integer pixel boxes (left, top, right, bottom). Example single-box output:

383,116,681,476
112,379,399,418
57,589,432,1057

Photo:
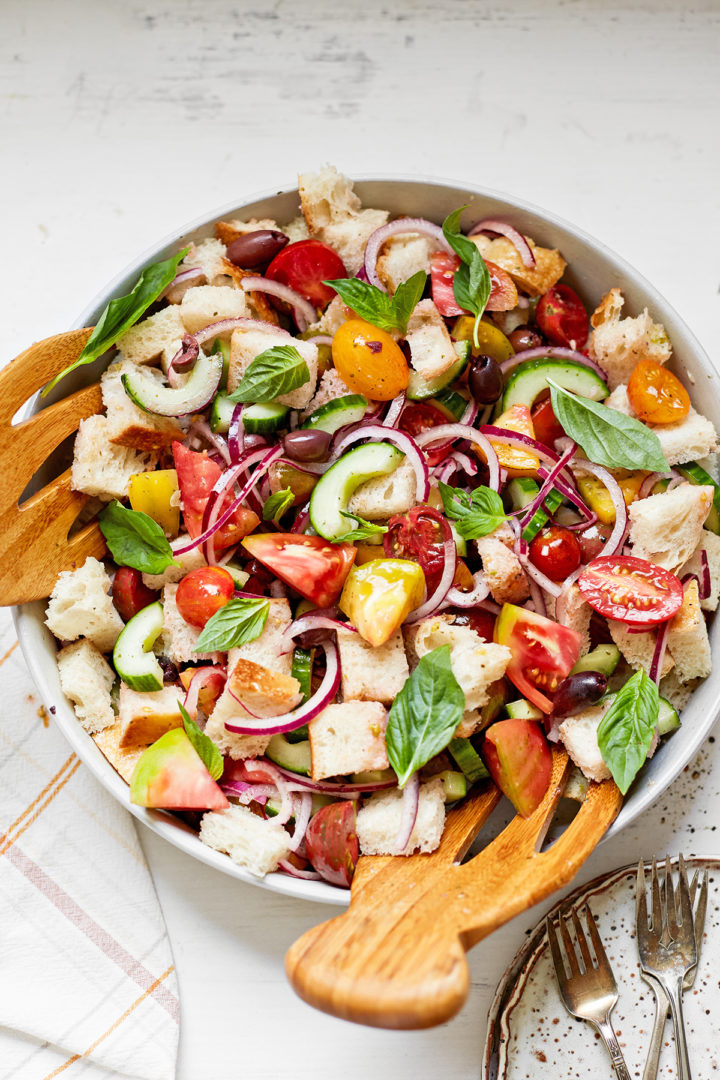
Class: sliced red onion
239,276,317,332
700,549,711,599
519,553,562,598
639,471,672,500
331,424,430,502
666,476,685,491
188,419,232,466
162,265,204,302
459,399,479,427
526,575,547,617
183,665,227,721
415,424,500,492
498,347,608,381
479,426,569,474
564,512,599,532
203,446,276,563
432,459,458,483
443,571,489,609
572,460,628,558
519,442,576,529
274,457,332,476
271,765,396,795
280,612,356,654
192,318,295,350
277,858,323,881
394,772,420,853
405,525,457,623
507,517,528,558
228,403,246,463
270,580,288,599
447,449,478,476
364,218,453,291
467,219,536,268
291,503,310,533
382,392,406,429
538,469,592,520
224,640,339,736
304,333,334,346
221,780,275,804
649,620,670,684
287,792,313,852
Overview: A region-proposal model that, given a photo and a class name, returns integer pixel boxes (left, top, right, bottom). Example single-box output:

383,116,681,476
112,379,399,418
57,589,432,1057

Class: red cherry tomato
578,522,614,563
241,533,356,608
578,555,684,625
494,603,583,712
384,505,449,593
176,567,235,628
112,567,159,622
530,394,565,447
399,402,452,466
536,285,589,348
265,238,347,308
529,525,582,582
446,608,496,641
483,719,552,817
430,252,518,316
305,801,359,887
173,441,259,553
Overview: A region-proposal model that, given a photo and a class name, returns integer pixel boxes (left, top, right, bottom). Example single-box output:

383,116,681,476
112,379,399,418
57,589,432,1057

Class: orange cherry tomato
176,567,235,628
627,360,690,425
331,319,409,401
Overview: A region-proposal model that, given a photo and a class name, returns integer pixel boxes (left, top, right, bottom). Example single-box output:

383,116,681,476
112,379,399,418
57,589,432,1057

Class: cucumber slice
436,770,468,803
302,394,368,435
502,359,608,412
658,696,681,736
265,734,312,775
122,349,223,417
242,402,289,434
506,477,540,511
406,341,470,401
210,337,231,389
678,462,720,535
430,389,468,422
112,601,165,692
448,737,489,783
291,647,314,705
309,442,405,541
570,644,621,677
222,563,250,588
210,393,235,434
450,521,467,557
506,699,543,720
351,769,396,784
522,489,563,543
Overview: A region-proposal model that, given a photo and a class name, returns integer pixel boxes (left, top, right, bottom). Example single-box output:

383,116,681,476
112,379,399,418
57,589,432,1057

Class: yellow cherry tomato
128,469,180,536
339,558,425,646
483,404,539,477
577,471,650,525
627,359,690,425
331,319,409,401
452,316,514,363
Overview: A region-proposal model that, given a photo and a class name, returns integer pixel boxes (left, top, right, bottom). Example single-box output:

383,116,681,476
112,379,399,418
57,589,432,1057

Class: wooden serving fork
0,329,105,606
286,750,622,1029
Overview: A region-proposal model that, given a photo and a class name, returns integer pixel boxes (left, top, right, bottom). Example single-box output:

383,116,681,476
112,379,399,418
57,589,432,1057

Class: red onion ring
443,571,489,609
498,347,608,381
525,574,547,617
467,219,536,268
394,772,420,853
572,460,629,558
447,449,478,476
227,403,246,464
280,613,357,655
364,218,452,291
287,791,313,852
519,553,562,598
291,503,310,534
192,317,295,349
700,549,711,599
414,424,501,492
649,620,670,684
162,265,204,302
270,765,396,795
277,859,323,881
183,665,227,720
187,419,232,466
239,276,317,332
304,333,334,346
519,442,577,529
331,424,430,503
220,780,275,804
405,522,457,623
382,392,406,428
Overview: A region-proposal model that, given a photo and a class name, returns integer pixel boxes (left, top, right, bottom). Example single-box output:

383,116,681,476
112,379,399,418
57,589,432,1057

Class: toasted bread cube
141,536,207,590
118,685,184,747
544,584,593,656
298,166,388,275
227,327,318,410
667,579,711,682
356,778,445,855
301,368,353,419
282,215,310,243
205,654,300,761
336,628,409,705
406,299,458,381
469,234,566,297
629,482,713,570
679,529,720,611
309,701,388,780
227,598,293,675
475,535,529,604
558,704,612,783
588,289,672,391
214,219,277,245
307,295,350,338
71,414,158,501
200,804,292,877
659,669,702,713
404,615,511,714
181,237,229,284
115,306,186,365
102,359,184,451
604,384,718,466
46,557,124,653
608,620,674,678
56,639,116,733
161,583,219,663
92,722,146,784
179,284,252,335
348,459,417,520
376,235,434,293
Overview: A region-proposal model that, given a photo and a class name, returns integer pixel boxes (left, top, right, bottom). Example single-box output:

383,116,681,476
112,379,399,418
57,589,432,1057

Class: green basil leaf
597,669,659,794
438,481,507,540
262,487,294,524
442,208,491,331
227,345,310,404
178,701,223,781
390,271,428,332
98,501,177,574
333,511,389,544
43,247,189,396
194,597,270,652
548,379,669,472
325,270,427,335
386,645,465,787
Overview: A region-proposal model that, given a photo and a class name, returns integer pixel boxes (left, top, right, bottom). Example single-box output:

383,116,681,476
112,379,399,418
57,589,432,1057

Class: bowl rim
14,172,719,907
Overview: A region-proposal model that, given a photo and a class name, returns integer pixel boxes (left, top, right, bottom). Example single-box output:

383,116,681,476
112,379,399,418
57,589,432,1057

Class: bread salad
44,167,718,886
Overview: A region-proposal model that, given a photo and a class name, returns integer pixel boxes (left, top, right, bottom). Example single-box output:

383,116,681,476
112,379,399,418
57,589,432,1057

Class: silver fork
636,855,698,1080
547,903,632,1079
640,864,708,1080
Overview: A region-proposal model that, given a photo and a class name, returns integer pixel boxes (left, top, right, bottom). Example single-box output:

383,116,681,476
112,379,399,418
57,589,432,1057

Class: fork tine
559,911,581,977
651,857,664,934
665,854,679,935
583,905,615,986
678,854,694,932
546,917,568,986
636,859,649,934
694,869,709,946
571,907,594,972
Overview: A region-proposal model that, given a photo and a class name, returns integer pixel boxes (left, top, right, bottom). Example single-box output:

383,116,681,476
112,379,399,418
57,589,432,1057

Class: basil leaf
262,488,294,524
442,208,491,343
548,380,669,472
325,271,426,335
44,248,189,396
195,597,270,652
98,501,177,574
386,645,465,787
178,701,223,781
438,481,507,540
333,511,389,544
597,669,659,795
228,346,310,404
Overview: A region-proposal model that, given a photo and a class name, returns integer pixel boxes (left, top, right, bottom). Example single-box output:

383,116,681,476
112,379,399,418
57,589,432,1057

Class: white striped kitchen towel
0,610,179,1080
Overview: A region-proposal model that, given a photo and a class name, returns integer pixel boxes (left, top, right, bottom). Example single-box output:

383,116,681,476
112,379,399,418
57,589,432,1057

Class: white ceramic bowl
14,176,720,907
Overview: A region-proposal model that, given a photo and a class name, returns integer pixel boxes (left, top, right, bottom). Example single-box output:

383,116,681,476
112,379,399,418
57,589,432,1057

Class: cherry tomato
529,525,581,582
486,404,539,476
483,719,552,817
627,359,690,425
265,238,347,308
241,533,356,608
305,801,359,887
112,567,159,622
430,253,518,316
332,319,409,401
494,603,583,712
578,522,614,562
339,558,425,647
173,441,259,553
536,285,589,348
399,403,452,466
578,555,684,625
531,393,565,447
447,608,496,641
176,567,235,628
384,505,448,592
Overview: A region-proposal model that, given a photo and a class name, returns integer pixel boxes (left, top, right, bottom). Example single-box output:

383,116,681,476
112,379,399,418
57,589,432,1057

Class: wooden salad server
0,329,105,606
286,749,623,1029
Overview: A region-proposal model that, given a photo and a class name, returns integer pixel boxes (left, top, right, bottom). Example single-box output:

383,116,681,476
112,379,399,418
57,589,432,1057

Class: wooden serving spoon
286,749,622,1029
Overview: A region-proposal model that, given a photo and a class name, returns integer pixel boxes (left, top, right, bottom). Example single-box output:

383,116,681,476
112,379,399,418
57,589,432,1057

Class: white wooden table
2,1,719,1075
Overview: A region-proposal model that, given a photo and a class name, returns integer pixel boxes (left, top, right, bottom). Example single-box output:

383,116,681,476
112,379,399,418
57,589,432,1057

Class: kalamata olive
158,656,179,685
243,433,268,450
468,354,503,404
282,429,332,462
552,671,607,719
508,325,545,352
226,230,289,271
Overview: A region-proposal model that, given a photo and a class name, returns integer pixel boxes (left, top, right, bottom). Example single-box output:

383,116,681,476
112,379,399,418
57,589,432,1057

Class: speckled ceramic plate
483,858,719,1079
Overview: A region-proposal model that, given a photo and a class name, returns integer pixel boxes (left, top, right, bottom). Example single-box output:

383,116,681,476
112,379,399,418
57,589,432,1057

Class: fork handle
593,1017,632,1080
664,976,693,1080
642,975,670,1080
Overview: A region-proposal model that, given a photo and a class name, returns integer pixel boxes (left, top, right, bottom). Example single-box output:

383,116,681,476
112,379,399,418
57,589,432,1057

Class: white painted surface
2,1,720,1076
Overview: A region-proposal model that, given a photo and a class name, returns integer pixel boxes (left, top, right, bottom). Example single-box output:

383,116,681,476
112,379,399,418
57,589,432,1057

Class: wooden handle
286,751,622,1029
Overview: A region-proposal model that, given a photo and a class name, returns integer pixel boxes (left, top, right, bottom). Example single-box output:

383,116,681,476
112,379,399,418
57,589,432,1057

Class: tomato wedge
578,555,684,625
305,801,359,887
430,253,518,316
384,505,448,592
172,442,259,553
241,533,356,608
265,238,347,308
483,719,552,817
536,284,589,348
494,603,583,713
